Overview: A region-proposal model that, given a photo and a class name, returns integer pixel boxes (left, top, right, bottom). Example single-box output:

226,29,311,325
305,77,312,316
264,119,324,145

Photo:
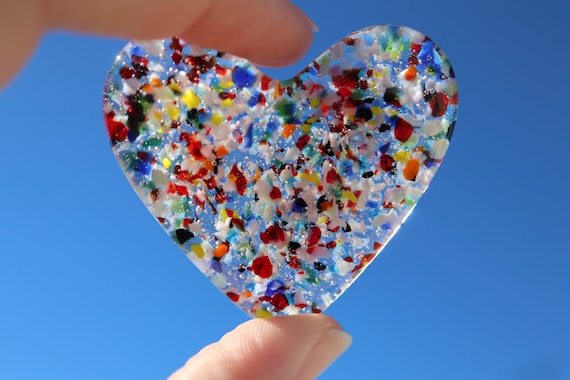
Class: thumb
168,314,352,380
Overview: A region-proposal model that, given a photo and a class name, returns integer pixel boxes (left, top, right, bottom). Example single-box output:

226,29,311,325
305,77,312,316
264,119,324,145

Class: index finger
43,0,315,67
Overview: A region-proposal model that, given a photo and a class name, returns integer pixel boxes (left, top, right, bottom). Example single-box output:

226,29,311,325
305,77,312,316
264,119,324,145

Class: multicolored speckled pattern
103,25,458,318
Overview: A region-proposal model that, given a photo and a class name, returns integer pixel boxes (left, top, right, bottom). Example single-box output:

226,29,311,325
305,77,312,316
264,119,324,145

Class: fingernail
307,16,319,33
291,2,319,33
296,328,352,380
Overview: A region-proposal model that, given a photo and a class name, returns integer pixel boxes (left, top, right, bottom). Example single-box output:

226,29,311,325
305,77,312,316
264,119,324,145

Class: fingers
1,0,313,88
168,314,352,380
42,0,314,67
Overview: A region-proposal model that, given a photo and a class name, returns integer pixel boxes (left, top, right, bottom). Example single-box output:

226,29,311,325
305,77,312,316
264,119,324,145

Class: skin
1,0,315,88
0,1,352,379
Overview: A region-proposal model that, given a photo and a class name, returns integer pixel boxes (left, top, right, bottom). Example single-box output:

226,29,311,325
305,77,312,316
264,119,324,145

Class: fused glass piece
103,25,458,318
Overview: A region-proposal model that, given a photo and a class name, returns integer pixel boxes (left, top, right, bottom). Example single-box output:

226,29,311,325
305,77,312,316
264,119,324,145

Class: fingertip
295,328,352,380
169,315,351,380
179,0,314,68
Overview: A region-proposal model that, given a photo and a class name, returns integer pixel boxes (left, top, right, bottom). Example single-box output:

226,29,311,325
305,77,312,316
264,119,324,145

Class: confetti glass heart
103,25,458,318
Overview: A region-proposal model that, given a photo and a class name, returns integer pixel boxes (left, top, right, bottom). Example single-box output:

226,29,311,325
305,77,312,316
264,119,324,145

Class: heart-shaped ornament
103,25,458,318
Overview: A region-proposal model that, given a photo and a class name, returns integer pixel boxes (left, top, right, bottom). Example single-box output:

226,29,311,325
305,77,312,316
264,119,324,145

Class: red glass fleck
327,224,340,232
219,92,236,100
230,164,247,195
150,189,161,203
137,151,151,161
119,66,136,79
176,169,192,182
408,55,419,65
287,255,301,269
411,43,422,55
394,118,414,142
380,154,395,172
269,187,282,200
333,68,360,89
214,193,226,205
251,256,273,279
261,75,272,91
342,37,356,46
311,306,322,314
326,169,342,184
175,185,189,196
226,292,240,302
189,140,204,159
306,226,321,247
230,218,246,232
215,64,227,75
296,134,311,150
171,52,182,65
105,114,129,144
352,253,375,273
260,224,286,244
270,293,289,311
169,38,183,52
430,92,449,117
204,176,217,189
337,87,352,98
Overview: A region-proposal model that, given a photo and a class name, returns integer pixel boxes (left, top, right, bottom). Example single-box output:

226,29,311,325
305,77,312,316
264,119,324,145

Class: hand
1,0,315,88
0,1,351,378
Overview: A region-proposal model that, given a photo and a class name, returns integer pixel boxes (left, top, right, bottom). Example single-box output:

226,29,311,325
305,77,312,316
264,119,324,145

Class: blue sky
1,0,569,379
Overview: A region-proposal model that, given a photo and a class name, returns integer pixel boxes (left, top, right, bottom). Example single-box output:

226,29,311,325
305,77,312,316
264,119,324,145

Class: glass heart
103,25,458,318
